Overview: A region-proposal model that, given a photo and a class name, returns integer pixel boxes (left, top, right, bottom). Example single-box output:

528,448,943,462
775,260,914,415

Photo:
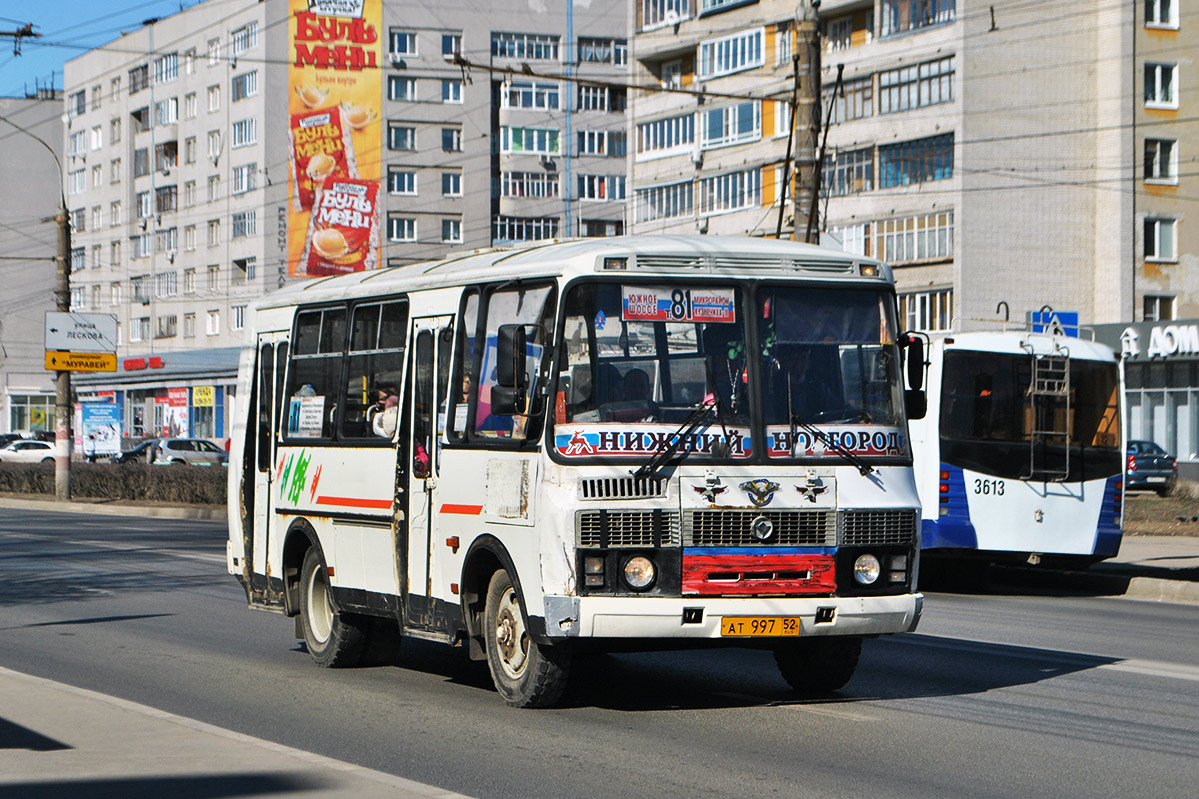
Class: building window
232,163,257,194
827,222,871,257
442,172,462,196
582,219,625,237
821,147,874,197
231,71,258,101
578,85,614,112
90,244,102,270
699,168,760,215
577,174,626,201
389,169,417,195
500,126,561,154
207,265,220,291
110,239,121,266
131,274,150,302
500,171,560,198
635,181,693,223
130,234,152,260
1145,138,1177,182
69,90,86,117
879,133,953,187
70,209,86,234
1145,63,1177,107
110,282,122,304
155,271,178,299
208,84,221,112
881,0,956,38
185,137,196,164
442,218,462,243
492,216,559,242
184,92,197,119
231,211,257,239
389,124,416,151
501,80,560,109
207,130,222,159
156,314,178,339
642,0,693,30
184,313,196,338
698,28,764,80
491,32,560,61
634,111,684,153
701,100,760,149
231,119,256,148
185,226,197,251
110,76,121,101
578,37,627,65
661,59,682,89
110,117,121,144
208,38,221,65
1146,0,1179,28
184,268,196,293
899,288,953,332
578,130,610,155
110,158,121,183
184,181,196,207
875,211,954,263
131,317,150,343
207,310,220,336
208,219,221,246
155,97,178,126
441,127,463,152
208,175,221,202
390,30,417,56
388,216,417,242
68,130,86,157
442,79,462,104
69,169,86,195
1144,217,1177,261
156,185,177,213
110,201,121,227
155,52,178,84
71,286,86,310
154,141,178,172
879,56,955,114
232,305,247,331
1144,294,1175,322
235,257,256,282
231,22,258,55
388,76,416,101
129,64,149,94
90,125,102,150
156,228,178,255
442,33,462,59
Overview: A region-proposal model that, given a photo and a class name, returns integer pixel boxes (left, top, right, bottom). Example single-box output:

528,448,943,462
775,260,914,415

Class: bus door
250,331,289,603
404,316,453,629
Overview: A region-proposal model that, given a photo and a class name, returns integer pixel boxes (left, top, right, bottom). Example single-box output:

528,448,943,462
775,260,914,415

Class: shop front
1095,319,1199,479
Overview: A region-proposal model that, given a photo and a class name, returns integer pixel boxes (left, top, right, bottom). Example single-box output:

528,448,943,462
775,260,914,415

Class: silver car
155,438,228,466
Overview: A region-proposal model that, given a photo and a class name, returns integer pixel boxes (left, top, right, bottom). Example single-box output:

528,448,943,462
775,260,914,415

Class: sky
0,1,203,98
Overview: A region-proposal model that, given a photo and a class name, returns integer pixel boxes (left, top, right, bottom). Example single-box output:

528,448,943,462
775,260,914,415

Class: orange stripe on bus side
315,495,393,510
440,503,484,515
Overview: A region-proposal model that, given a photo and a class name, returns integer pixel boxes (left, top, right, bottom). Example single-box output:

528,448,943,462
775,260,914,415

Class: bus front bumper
541,593,923,639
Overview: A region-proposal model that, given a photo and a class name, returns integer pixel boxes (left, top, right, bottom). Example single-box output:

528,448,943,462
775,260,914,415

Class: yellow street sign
45,351,117,372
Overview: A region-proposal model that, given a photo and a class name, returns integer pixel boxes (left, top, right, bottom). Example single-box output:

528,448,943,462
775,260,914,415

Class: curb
0,495,222,521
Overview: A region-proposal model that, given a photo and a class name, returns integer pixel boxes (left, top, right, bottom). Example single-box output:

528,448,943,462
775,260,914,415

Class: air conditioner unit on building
664,10,679,25
389,53,406,68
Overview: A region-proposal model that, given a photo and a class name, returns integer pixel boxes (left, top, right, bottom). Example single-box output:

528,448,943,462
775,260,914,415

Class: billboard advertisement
81,403,122,457
288,0,383,278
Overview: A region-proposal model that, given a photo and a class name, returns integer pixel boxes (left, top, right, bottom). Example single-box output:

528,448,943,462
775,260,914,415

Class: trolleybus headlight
623,555,656,590
853,554,881,585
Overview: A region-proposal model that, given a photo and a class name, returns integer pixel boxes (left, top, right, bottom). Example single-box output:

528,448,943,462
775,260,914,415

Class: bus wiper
790,412,874,476
632,397,717,480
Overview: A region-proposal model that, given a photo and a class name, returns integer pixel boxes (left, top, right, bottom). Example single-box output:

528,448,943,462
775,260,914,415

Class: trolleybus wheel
483,569,571,708
299,547,367,668
773,637,862,693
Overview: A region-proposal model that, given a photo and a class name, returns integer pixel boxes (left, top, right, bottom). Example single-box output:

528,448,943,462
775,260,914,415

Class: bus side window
474,283,555,442
256,343,273,472
340,300,408,439
285,307,346,440
447,290,479,443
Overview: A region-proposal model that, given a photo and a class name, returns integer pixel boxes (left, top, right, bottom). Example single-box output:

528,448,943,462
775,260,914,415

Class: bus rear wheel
774,637,862,693
483,569,570,708
299,547,367,667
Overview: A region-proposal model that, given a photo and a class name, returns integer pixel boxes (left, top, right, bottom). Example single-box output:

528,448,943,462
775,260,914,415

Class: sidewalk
0,666,471,799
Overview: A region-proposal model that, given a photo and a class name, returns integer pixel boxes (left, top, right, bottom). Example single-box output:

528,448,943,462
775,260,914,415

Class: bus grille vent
839,509,918,546
578,476,667,500
683,510,835,547
577,510,682,548
635,255,705,270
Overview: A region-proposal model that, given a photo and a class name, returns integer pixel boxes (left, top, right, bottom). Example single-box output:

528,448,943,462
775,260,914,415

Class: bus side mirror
903,333,925,391
492,324,527,415
904,389,927,420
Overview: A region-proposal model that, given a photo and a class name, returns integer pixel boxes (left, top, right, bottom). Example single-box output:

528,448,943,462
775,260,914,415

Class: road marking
1098,659,1199,682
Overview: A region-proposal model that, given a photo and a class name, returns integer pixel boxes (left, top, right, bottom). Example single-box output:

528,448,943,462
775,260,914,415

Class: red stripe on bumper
682,553,837,596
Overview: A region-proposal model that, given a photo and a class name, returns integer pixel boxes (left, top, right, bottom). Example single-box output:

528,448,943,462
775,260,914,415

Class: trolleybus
227,235,927,706
909,328,1124,569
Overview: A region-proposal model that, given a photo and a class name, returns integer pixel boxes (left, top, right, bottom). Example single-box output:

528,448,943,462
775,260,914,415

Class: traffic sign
45,351,117,372
45,312,118,354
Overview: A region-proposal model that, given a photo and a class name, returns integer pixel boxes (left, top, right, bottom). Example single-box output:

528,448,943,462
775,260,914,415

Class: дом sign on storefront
288,0,382,278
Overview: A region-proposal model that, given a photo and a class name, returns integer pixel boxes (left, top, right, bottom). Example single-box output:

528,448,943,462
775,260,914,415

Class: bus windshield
552,281,908,463
939,350,1122,481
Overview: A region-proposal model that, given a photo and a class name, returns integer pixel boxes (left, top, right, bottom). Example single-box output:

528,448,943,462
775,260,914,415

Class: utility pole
792,3,822,243
0,23,38,56
54,200,72,500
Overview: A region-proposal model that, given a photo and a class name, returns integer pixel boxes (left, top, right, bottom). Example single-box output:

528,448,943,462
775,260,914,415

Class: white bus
908,328,1124,570
227,235,928,707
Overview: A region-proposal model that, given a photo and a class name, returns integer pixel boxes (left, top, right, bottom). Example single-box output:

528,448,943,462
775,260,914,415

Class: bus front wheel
483,569,571,708
774,637,862,693
299,547,367,667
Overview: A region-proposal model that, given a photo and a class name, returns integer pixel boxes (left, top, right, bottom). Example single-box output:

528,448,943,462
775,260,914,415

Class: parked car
110,440,157,465
1126,439,1178,496
155,438,228,466
0,433,23,450
0,439,55,464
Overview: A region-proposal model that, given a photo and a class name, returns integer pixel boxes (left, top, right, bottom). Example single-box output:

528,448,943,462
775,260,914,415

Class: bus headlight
853,554,881,585
623,555,656,590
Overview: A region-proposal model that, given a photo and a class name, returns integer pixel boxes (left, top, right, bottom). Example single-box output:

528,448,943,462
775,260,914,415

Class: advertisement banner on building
165,387,190,438
82,402,123,457
287,0,383,278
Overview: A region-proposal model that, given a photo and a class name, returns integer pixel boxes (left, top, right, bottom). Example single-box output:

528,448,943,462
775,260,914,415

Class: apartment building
379,0,629,265
0,94,61,435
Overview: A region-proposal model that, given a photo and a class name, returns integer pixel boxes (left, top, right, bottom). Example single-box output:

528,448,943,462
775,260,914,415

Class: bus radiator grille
683,510,836,547
578,477,668,500
839,509,919,546
576,510,682,547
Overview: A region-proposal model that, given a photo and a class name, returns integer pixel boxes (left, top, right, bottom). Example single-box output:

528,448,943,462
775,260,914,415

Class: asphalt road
1,508,1196,799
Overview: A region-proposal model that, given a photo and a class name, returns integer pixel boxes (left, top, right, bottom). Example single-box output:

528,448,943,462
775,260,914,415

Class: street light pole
0,111,72,499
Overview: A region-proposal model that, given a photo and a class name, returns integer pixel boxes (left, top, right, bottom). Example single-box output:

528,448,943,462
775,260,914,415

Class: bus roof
259,234,889,312
931,330,1119,362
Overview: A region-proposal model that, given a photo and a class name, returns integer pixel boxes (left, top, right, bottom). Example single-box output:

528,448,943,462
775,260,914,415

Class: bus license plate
720,617,800,637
